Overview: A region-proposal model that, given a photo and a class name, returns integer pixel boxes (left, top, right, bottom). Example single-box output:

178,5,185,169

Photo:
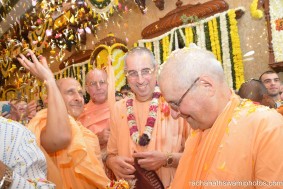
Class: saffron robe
107,96,189,188
170,94,283,189
28,109,109,189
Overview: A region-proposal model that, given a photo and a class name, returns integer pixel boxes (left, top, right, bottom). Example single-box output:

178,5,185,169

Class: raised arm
17,50,71,153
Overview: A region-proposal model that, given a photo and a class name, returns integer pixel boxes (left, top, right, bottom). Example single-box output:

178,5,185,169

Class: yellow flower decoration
228,10,245,89
145,42,152,51
185,27,193,46
162,36,170,61
250,0,263,19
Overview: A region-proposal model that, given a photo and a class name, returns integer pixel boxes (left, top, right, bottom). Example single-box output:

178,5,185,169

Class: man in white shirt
0,116,54,189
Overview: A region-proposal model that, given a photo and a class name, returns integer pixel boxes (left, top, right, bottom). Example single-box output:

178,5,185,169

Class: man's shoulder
235,101,283,129
0,117,36,146
0,117,32,134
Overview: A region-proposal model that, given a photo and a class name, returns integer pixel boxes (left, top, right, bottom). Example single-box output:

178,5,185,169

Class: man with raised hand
18,50,109,189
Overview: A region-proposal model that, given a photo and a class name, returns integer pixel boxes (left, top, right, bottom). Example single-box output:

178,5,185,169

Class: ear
199,76,216,96
85,85,89,94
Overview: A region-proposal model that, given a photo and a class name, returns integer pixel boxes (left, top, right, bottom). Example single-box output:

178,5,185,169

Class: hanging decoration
250,0,264,19
0,0,121,100
0,0,120,78
28,18,53,54
269,0,283,63
54,59,92,93
87,0,118,20
135,7,245,90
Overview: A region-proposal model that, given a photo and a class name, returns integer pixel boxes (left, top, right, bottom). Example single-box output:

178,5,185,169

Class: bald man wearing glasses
158,44,283,189
106,47,189,188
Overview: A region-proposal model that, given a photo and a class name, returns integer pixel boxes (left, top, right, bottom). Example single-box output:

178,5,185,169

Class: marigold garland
145,42,152,52
250,0,263,19
162,36,170,62
213,18,222,63
228,10,245,89
185,27,194,46
126,86,161,146
106,179,131,189
208,20,216,56
136,8,245,90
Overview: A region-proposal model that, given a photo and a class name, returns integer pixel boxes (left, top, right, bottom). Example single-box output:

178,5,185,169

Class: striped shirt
0,117,55,189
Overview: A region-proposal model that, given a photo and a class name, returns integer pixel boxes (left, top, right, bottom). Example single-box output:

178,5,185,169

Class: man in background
78,64,115,158
259,70,282,108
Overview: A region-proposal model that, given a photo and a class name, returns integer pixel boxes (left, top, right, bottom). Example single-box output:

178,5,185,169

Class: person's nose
96,82,101,89
74,92,83,102
137,71,145,83
170,108,181,119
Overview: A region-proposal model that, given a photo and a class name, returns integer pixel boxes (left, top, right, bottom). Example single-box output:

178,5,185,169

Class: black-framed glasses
169,77,200,111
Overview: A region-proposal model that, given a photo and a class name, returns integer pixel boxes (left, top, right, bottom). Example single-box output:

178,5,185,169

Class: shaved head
86,69,107,83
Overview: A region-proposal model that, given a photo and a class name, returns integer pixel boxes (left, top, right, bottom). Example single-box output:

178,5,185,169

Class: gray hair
159,43,225,90
123,47,156,70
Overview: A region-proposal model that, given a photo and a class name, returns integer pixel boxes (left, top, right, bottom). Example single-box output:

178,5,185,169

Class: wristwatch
0,166,13,189
163,153,174,167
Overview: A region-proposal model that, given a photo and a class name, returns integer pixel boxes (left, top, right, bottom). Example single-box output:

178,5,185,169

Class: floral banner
269,0,283,63
54,60,92,93
135,8,245,89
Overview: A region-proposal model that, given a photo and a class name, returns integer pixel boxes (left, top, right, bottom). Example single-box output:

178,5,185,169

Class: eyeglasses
169,77,200,111
125,68,155,80
87,80,107,88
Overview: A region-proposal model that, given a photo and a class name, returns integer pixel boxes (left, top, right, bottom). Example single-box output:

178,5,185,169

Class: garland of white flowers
135,7,245,89
219,12,233,88
269,0,283,62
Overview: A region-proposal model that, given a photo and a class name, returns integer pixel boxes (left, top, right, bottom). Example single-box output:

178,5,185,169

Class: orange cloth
277,105,283,115
107,96,189,188
78,101,110,134
171,94,283,189
28,109,109,189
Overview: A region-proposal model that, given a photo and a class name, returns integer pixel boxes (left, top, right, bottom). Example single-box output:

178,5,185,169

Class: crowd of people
0,44,283,189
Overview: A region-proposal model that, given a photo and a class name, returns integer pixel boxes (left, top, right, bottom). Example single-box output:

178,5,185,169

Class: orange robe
78,100,110,134
277,105,283,115
171,94,283,189
107,96,189,188
28,109,109,189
